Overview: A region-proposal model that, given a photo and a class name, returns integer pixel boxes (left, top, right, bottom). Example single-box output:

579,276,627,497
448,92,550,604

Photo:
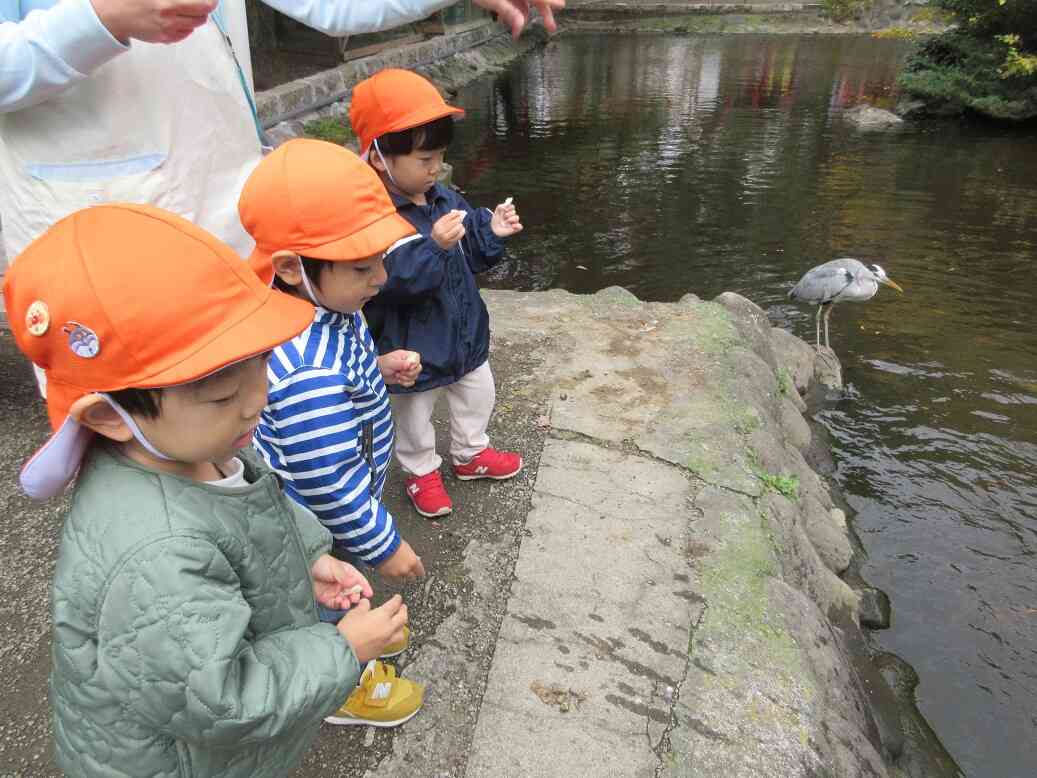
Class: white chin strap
100,393,173,461
298,261,322,307
372,138,399,188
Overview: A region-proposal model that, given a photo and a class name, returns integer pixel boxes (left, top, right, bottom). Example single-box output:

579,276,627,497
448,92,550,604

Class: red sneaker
453,448,523,481
405,471,453,518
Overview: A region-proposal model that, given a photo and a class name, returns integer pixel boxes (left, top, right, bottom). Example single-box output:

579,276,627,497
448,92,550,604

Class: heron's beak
881,277,904,293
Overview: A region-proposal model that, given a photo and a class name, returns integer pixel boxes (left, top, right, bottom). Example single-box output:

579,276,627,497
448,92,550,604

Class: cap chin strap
99,393,174,461
373,138,399,188
298,261,322,307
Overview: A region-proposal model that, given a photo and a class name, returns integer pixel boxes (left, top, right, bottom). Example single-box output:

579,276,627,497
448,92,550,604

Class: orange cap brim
249,210,415,286
23,286,314,499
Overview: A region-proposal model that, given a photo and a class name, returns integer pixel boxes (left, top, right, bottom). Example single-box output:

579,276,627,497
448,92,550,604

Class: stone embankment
454,288,902,777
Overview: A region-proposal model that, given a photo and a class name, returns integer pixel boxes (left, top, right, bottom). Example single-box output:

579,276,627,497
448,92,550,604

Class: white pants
391,361,495,477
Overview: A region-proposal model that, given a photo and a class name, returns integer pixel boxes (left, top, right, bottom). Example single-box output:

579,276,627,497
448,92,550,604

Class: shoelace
470,448,511,468
412,472,448,498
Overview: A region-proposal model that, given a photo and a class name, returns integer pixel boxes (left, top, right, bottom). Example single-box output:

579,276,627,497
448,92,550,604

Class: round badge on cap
25,301,50,336
63,322,101,359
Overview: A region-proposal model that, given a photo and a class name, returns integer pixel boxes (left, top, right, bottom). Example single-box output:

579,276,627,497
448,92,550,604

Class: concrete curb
255,22,511,129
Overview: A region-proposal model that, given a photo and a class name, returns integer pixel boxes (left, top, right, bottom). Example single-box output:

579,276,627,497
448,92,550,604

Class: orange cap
3,203,315,499
239,138,416,284
349,68,464,158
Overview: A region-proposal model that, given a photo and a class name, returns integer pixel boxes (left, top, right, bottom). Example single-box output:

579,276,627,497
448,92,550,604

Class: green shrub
899,0,1037,121
899,30,1037,119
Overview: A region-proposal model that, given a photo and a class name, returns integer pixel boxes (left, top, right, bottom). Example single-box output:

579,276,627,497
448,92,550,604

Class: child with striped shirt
240,138,426,584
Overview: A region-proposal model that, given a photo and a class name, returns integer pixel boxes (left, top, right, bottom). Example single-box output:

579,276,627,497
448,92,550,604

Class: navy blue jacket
364,183,508,393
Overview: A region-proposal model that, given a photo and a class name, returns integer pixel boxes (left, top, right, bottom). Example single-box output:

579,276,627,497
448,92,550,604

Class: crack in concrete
547,423,762,504
652,586,709,777
535,487,608,516
542,398,777,777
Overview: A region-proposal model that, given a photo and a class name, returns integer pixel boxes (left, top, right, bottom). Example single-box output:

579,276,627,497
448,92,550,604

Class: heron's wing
789,265,855,304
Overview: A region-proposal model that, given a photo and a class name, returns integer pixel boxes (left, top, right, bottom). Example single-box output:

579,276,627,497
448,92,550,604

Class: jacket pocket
26,153,167,183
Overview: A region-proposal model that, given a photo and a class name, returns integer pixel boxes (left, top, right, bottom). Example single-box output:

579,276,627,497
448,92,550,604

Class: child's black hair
375,115,454,156
272,256,335,295
107,387,163,419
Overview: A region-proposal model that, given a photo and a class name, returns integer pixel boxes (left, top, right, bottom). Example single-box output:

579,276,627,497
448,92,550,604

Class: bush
900,30,1037,119
899,0,1037,120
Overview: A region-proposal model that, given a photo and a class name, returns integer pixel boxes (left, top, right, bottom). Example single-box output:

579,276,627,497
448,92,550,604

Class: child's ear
369,151,387,173
271,251,303,287
69,395,133,443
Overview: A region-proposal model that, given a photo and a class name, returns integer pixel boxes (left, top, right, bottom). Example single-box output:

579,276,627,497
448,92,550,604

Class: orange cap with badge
239,138,417,285
349,68,464,159
2,203,315,500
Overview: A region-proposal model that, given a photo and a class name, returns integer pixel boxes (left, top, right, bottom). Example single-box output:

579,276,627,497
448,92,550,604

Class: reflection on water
446,34,1037,778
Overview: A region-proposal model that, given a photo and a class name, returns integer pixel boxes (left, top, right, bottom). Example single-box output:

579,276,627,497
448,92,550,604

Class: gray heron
788,258,903,350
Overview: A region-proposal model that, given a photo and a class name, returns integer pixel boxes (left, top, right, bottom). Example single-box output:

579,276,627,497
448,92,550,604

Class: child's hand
491,197,522,238
378,349,422,387
376,540,426,583
337,595,409,663
310,554,373,611
431,210,466,250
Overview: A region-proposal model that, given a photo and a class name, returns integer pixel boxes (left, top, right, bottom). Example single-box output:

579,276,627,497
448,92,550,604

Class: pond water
445,33,1037,778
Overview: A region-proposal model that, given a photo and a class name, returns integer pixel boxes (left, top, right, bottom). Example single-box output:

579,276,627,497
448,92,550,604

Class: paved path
0,288,894,778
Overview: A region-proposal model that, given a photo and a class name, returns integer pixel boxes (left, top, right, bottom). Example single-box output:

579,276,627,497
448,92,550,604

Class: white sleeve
260,0,458,36
0,0,128,113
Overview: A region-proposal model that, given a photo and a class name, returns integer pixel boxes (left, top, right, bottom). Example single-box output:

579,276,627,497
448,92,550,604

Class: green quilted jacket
50,444,361,777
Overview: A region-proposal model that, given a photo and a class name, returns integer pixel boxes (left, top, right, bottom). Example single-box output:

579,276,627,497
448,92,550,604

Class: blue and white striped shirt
254,307,399,565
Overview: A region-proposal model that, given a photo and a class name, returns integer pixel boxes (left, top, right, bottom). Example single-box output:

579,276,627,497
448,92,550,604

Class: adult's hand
474,0,565,38
90,0,217,45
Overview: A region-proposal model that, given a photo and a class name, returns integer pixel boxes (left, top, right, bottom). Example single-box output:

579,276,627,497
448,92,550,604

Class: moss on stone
692,508,815,720
689,303,742,357
303,117,354,146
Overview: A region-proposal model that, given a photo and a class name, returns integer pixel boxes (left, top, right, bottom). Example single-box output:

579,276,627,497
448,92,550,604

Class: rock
894,98,928,119
830,507,847,529
803,496,854,575
714,291,777,368
814,348,843,392
779,396,812,452
859,587,892,630
842,104,904,129
265,119,307,148
771,327,816,394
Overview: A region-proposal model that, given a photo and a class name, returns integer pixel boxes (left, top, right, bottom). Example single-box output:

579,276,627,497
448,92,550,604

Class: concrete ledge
255,21,508,127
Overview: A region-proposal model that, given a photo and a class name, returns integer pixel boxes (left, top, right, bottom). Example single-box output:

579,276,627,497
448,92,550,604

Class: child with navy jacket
350,68,523,518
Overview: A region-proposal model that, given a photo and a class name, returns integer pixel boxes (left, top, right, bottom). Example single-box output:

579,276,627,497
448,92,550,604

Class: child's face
314,253,388,313
130,354,270,471
383,147,447,197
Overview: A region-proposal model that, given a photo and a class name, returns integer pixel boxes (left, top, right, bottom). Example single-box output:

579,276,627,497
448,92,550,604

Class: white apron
0,8,261,260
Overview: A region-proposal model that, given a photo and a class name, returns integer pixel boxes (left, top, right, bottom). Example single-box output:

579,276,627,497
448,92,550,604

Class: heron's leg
823,304,833,350
814,305,823,350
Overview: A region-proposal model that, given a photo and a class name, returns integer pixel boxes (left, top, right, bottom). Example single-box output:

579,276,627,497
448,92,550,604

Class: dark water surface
445,33,1037,777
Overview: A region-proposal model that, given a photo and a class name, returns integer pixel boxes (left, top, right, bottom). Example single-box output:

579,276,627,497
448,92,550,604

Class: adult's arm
0,0,127,112
265,0,564,38
262,0,456,36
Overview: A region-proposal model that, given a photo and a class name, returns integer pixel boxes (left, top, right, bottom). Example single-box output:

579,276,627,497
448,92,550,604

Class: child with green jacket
3,204,419,777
